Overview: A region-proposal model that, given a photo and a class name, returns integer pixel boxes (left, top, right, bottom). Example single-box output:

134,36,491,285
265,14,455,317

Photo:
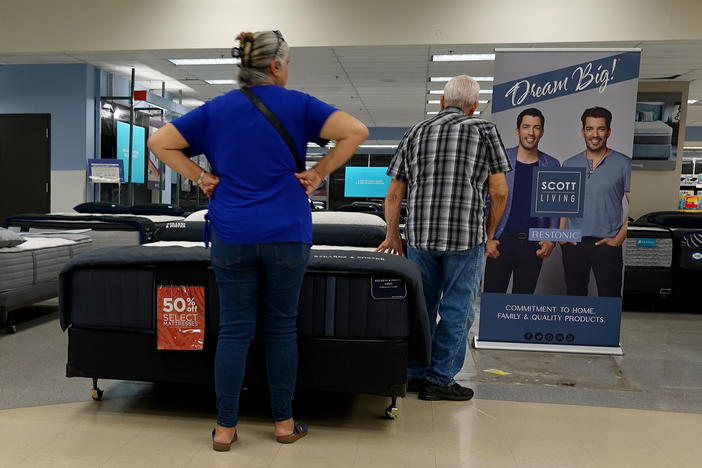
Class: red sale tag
156,285,205,350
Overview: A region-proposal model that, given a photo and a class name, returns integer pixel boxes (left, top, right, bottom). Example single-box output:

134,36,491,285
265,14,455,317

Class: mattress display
624,225,673,268
59,244,429,398
623,224,673,296
633,121,673,160
154,211,388,247
4,213,168,248
632,211,702,303
0,232,92,328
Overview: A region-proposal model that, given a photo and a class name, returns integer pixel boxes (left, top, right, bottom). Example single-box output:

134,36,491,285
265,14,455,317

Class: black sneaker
407,378,426,393
418,382,474,401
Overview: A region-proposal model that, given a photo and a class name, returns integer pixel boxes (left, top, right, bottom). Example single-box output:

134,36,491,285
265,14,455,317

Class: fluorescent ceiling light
432,54,495,62
205,79,237,85
430,76,493,82
689,99,699,104
170,58,239,65
479,90,493,94
181,99,205,107
684,146,702,150
359,144,398,149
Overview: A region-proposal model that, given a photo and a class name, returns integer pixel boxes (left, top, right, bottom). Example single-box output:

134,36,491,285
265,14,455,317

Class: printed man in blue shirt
560,107,631,297
484,108,560,294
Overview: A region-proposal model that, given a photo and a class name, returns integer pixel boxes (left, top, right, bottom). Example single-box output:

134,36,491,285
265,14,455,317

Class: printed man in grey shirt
560,107,631,297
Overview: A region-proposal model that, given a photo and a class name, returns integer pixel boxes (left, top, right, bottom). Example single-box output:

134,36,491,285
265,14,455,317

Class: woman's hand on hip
295,166,323,195
199,173,220,198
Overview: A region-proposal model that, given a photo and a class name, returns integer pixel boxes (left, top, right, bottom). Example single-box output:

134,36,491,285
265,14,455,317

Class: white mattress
144,241,378,253
185,209,208,221
312,211,386,227
634,121,673,136
0,234,92,292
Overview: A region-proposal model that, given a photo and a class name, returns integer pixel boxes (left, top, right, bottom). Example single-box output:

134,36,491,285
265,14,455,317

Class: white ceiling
1,40,702,128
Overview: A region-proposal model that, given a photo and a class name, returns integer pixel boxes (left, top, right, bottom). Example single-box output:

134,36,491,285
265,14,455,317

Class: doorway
0,114,51,225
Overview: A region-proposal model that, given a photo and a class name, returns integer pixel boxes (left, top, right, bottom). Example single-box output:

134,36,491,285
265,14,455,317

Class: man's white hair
443,75,480,109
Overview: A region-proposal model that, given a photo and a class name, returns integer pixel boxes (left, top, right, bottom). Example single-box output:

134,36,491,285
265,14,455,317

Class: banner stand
473,336,623,356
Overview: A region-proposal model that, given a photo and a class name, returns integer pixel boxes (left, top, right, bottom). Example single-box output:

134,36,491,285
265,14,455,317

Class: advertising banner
116,120,146,184
476,49,641,354
156,285,205,351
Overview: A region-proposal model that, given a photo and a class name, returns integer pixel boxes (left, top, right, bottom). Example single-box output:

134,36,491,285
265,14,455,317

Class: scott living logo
530,167,587,217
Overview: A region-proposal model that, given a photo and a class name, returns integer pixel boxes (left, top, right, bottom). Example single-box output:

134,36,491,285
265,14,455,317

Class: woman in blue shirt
148,30,368,449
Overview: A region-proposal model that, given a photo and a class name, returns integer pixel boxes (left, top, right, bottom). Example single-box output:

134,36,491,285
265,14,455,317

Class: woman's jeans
211,231,311,427
406,244,485,386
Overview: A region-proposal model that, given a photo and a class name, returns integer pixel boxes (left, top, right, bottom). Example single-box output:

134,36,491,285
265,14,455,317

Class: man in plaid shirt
377,75,511,401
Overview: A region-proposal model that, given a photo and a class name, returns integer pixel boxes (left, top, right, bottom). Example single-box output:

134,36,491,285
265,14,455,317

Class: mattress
58,245,430,364
633,121,673,144
4,213,161,248
624,225,673,268
0,233,92,319
678,232,702,271
153,211,388,248
1,234,92,291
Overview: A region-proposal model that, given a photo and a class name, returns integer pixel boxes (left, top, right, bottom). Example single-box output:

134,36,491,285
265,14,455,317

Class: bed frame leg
2,311,16,334
384,396,399,419
91,378,104,401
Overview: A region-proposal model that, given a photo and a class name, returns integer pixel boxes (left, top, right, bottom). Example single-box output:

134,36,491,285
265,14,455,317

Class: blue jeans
407,244,485,386
211,231,311,427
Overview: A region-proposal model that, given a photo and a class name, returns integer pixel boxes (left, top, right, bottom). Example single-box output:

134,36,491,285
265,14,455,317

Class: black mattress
58,245,430,395
5,213,158,244
623,224,673,296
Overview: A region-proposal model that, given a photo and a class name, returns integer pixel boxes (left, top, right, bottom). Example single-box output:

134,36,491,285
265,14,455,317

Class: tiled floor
1,300,701,467
1,392,701,467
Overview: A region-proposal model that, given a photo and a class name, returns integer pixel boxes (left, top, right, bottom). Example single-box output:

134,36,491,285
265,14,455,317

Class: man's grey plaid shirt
387,107,512,251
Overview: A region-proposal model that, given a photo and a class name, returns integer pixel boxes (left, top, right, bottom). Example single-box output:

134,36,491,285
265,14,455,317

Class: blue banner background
492,52,641,113
479,293,622,347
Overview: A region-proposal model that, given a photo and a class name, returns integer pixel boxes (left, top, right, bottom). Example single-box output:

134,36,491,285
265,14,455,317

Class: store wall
0,64,97,211
1,0,702,53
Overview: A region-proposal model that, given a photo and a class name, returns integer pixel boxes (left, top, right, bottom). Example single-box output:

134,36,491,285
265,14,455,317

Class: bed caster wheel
6,325,16,334
384,405,399,419
91,388,104,401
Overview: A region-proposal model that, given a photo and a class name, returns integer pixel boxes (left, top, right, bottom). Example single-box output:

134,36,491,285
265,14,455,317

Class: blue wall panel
0,63,97,171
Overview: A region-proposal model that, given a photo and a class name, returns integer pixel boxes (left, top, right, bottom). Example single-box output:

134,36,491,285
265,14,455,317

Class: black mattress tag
370,277,407,300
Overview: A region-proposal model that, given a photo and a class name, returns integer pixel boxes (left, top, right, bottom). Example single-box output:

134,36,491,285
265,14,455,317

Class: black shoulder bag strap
240,87,305,173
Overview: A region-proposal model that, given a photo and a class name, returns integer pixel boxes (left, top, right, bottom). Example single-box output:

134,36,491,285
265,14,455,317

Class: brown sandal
276,421,308,444
212,428,238,451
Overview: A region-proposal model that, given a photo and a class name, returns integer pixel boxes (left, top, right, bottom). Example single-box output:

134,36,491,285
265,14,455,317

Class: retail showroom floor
0,298,700,468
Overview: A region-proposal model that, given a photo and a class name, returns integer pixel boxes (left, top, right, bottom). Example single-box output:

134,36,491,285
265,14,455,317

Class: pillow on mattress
185,209,208,221
129,203,186,216
74,202,129,214
0,227,26,247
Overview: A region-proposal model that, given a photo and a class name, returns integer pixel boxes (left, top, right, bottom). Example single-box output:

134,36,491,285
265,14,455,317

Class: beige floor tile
353,445,437,468
1,395,701,468
436,449,517,468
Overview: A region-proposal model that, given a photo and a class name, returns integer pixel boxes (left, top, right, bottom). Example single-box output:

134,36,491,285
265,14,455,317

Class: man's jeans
407,244,485,386
211,230,310,427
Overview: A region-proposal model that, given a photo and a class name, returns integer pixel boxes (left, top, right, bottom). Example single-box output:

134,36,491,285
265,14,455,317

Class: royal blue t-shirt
172,85,336,245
